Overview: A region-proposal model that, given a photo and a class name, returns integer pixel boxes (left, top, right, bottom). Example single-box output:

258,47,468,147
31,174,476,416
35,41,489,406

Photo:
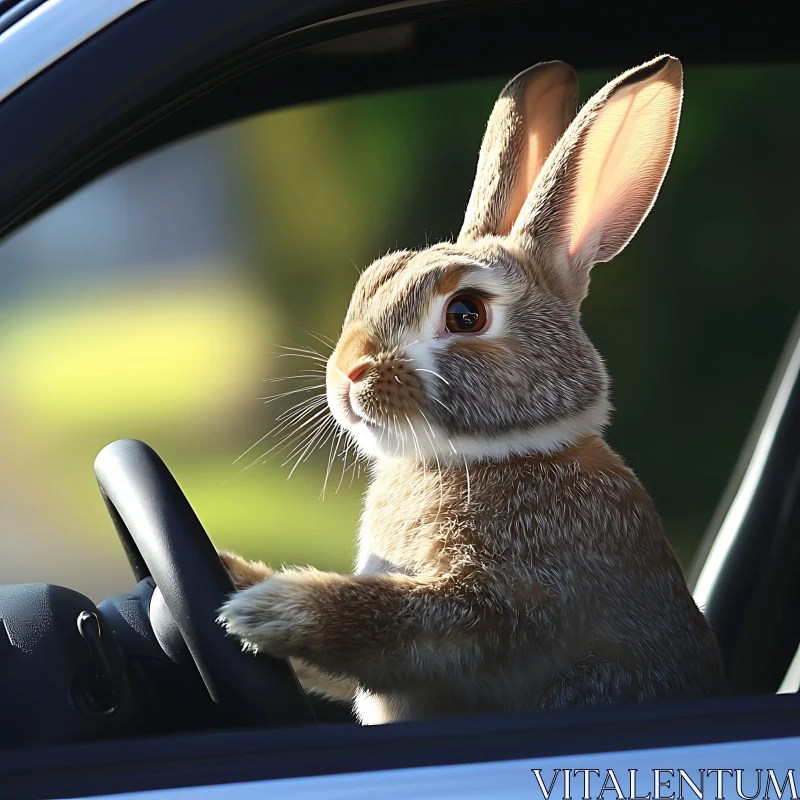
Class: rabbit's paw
218,571,317,658
218,549,273,590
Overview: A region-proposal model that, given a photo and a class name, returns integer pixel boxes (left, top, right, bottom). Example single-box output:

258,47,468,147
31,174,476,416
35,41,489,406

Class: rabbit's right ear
511,56,683,302
459,61,579,242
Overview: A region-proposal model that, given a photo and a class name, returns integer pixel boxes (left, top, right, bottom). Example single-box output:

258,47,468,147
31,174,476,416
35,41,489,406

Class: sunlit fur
218,55,726,724
326,239,610,464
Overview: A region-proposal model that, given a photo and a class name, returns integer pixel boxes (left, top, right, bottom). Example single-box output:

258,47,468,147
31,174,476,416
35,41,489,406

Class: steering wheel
93,438,314,728
0,439,315,748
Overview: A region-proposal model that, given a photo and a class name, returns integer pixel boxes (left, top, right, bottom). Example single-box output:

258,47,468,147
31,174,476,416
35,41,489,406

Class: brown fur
218,550,272,589
449,336,515,359
220,437,724,721
330,325,374,377
218,55,726,724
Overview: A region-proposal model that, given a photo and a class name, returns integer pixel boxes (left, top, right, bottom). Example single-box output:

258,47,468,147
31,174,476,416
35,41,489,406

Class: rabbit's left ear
459,61,579,241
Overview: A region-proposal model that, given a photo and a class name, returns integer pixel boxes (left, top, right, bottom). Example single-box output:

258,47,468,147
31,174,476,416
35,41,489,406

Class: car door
2,1,800,799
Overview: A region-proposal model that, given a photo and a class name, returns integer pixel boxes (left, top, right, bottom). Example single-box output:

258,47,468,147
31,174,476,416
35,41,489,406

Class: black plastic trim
0,0,49,36
690,313,800,694
1,693,800,798
0,0,495,239
0,1,799,241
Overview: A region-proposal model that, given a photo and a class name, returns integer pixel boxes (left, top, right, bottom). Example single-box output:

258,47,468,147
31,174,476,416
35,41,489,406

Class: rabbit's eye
445,294,488,333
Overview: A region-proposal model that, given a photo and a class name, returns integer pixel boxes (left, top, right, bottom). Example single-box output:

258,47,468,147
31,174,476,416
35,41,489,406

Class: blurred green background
0,64,798,601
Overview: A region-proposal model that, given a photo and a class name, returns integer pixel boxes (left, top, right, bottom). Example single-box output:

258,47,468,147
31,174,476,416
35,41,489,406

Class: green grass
0,281,363,575
176,458,364,572
0,278,270,432
58,443,366,574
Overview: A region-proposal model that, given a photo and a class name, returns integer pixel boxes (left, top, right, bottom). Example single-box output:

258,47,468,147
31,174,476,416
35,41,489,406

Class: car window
0,65,798,601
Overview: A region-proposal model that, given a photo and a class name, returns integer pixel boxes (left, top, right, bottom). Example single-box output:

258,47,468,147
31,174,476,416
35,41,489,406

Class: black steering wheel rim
94,438,314,727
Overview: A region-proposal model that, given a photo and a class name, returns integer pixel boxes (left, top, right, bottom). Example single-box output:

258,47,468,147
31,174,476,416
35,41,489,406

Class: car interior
0,1,799,797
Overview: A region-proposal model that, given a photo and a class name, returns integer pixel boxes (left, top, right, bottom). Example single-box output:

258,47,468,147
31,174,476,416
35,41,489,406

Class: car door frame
1,0,800,797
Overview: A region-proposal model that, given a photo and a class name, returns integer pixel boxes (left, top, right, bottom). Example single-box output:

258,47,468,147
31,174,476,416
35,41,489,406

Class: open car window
1,0,800,786
1,63,799,604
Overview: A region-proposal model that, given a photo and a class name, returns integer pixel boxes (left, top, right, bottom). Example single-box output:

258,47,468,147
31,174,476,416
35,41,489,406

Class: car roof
0,0,798,239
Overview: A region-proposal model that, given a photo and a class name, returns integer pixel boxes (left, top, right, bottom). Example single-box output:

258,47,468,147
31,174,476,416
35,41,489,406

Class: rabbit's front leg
218,552,357,700
218,567,517,691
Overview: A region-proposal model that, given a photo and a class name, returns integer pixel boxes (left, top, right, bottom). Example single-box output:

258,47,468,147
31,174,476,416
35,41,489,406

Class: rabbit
218,54,727,725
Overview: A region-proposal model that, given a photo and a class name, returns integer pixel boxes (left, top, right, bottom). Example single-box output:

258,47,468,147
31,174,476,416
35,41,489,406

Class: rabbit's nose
347,361,371,383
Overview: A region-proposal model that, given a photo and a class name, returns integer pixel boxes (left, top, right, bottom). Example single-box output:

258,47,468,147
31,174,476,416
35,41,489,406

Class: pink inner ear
567,65,682,269
499,72,577,235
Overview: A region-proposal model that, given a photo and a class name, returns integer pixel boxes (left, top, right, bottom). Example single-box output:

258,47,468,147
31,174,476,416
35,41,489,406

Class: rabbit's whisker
276,394,328,422
418,409,437,440
297,417,338,472
234,395,327,467
239,424,309,472
276,352,329,365
285,423,334,479
396,415,407,459
463,450,471,507
321,426,344,500
285,417,337,477
428,394,453,415
276,344,327,357
391,414,401,458
305,330,336,352
263,410,329,454
234,429,276,466
415,368,450,386
336,433,356,494
255,403,331,465
280,404,332,442
344,253,363,276
266,408,329,453
280,417,331,463
404,414,427,483
264,370,325,383
340,448,359,487
259,384,326,404
421,420,445,522
447,436,471,507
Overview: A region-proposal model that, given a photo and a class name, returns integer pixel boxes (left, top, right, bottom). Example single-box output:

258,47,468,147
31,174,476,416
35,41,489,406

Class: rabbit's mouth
359,418,380,434
339,385,381,433
350,408,381,435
